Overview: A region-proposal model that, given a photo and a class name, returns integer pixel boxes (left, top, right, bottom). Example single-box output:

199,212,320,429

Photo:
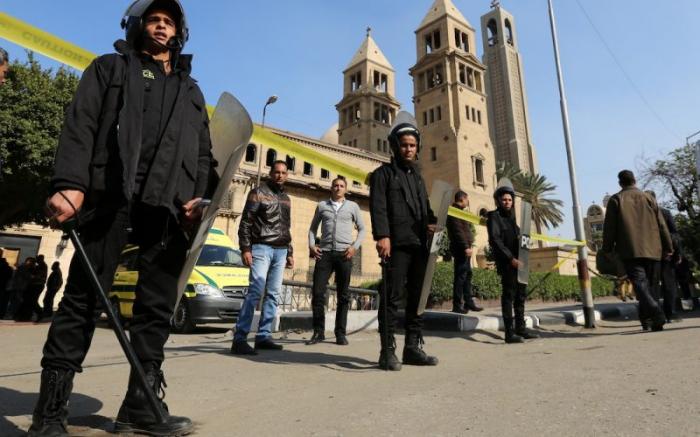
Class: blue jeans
234,244,287,342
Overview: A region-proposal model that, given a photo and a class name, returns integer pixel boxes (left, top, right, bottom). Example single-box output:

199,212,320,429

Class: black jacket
486,207,519,268
369,159,435,248
50,40,213,218
238,181,293,254
446,206,474,256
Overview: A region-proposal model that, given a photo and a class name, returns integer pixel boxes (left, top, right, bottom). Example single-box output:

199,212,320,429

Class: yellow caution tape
251,126,371,185
0,12,95,71
0,12,586,247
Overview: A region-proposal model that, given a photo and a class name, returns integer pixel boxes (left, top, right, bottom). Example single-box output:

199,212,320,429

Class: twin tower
334,0,538,217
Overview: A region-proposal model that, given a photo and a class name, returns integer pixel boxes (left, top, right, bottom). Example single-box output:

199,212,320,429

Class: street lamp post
256,95,278,187
687,130,700,183
547,0,596,328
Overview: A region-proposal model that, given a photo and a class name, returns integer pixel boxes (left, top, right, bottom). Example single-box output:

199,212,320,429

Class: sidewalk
277,297,647,334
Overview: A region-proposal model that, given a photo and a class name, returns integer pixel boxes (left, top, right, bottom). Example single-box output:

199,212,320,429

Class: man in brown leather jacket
231,160,294,355
602,170,672,331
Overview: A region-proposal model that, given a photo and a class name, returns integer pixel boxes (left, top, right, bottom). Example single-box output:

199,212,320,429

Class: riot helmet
388,122,421,157
121,0,189,50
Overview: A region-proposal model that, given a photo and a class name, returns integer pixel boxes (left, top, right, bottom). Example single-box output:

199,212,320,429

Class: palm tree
516,173,564,246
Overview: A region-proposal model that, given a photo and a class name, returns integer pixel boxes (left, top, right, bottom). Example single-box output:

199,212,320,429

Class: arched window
245,144,257,163
505,19,514,46
487,19,498,46
266,148,277,167
285,155,296,172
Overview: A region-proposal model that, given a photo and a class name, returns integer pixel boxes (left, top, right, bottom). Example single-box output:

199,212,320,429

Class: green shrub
430,262,614,304
359,262,615,304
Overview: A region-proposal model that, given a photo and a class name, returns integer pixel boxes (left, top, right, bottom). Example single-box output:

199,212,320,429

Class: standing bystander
231,161,294,355
306,176,366,345
42,262,64,319
446,191,482,314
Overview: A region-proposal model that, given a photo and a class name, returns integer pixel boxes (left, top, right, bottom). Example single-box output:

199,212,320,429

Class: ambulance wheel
171,300,196,334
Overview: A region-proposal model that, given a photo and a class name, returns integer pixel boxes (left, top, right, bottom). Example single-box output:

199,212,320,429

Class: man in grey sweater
307,176,366,345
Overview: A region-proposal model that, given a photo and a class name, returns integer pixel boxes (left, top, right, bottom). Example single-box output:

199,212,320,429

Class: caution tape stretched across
0,11,587,247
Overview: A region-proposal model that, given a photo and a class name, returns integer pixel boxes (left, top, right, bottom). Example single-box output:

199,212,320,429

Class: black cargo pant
378,245,428,338
659,260,678,320
452,252,473,309
624,258,664,326
311,251,353,336
497,263,526,323
41,202,188,372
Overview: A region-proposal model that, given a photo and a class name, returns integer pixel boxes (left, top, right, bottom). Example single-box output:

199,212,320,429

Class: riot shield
175,92,253,308
417,180,455,315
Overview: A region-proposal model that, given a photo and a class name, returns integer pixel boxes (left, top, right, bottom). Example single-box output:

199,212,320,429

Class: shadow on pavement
0,387,107,436
164,341,377,370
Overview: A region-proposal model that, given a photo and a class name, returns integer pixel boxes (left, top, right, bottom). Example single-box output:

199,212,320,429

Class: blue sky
2,0,698,239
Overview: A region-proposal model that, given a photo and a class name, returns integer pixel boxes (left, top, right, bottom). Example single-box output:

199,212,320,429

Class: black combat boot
503,318,523,344
402,332,438,366
378,333,402,371
464,298,484,312
114,363,193,436
28,368,75,437
515,316,539,340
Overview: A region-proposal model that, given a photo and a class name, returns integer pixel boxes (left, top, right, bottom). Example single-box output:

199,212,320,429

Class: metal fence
279,280,378,312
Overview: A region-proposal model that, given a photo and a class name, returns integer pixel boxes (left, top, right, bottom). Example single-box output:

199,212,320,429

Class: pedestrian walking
446,190,482,314
369,122,439,371
602,170,672,332
42,262,63,319
306,176,366,345
29,1,214,435
231,160,294,355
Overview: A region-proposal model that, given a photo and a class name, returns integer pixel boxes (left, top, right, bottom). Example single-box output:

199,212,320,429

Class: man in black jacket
370,123,437,371
231,160,294,355
446,190,482,314
486,182,538,344
32,1,211,436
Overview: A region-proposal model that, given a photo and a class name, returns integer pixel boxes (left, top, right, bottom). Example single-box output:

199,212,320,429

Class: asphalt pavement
1,307,699,436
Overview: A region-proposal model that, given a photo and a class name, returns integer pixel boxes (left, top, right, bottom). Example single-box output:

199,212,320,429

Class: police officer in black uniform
370,123,438,371
486,181,539,344
30,1,213,436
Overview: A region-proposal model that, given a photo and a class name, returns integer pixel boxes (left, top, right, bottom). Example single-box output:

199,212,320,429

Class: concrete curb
275,302,641,334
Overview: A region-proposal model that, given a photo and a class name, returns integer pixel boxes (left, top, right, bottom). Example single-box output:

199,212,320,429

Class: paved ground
1,311,699,436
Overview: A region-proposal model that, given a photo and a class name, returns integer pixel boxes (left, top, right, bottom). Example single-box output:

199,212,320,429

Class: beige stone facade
336,29,400,157
409,0,499,255
481,4,538,174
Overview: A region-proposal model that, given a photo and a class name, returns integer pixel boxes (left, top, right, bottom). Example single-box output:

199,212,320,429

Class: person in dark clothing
446,190,482,314
42,262,63,319
12,257,38,321
0,249,14,318
602,171,672,332
486,180,539,344
646,190,681,322
30,1,213,436
370,122,438,371
22,254,48,321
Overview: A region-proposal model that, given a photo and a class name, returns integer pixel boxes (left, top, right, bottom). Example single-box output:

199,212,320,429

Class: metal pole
256,95,278,187
66,225,166,423
547,0,596,328
687,131,700,183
